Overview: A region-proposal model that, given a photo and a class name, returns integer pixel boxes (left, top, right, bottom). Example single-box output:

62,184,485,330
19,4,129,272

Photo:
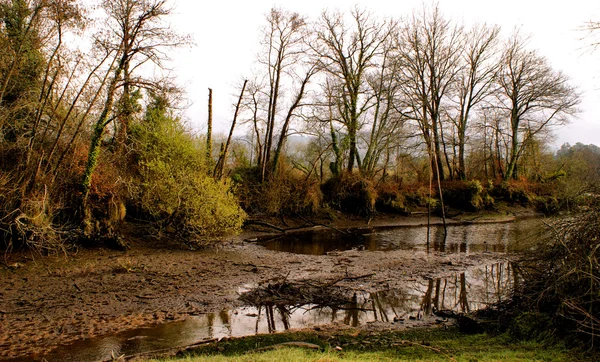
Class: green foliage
555,142,600,201
507,312,556,343
0,0,45,114
129,96,245,243
491,180,535,205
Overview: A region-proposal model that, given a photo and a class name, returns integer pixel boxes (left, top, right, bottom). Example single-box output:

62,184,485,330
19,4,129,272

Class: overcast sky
169,0,600,147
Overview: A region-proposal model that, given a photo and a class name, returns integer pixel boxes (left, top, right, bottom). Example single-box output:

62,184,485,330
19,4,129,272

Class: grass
144,326,587,362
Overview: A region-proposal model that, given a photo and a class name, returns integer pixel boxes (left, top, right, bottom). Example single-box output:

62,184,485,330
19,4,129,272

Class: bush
507,312,555,343
507,199,600,348
491,180,535,205
263,170,323,216
233,166,323,216
403,184,430,208
375,181,408,214
128,101,245,244
0,135,86,253
533,196,561,215
441,180,487,211
322,173,376,216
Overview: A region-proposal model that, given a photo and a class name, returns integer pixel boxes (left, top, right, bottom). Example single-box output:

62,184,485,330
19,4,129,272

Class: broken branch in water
240,273,376,309
244,220,286,232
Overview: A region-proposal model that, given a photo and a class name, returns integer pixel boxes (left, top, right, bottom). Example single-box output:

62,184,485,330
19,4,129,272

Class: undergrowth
482,196,600,350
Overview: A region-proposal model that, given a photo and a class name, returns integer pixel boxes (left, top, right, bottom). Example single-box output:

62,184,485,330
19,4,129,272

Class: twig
294,213,350,235
244,220,286,232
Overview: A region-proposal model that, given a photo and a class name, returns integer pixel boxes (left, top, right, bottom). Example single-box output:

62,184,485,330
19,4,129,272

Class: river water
257,218,545,254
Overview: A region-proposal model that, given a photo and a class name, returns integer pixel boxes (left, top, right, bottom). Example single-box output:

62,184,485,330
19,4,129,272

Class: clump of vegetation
490,180,535,205
402,184,431,208
128,96,245,245
233,166,323,216
264,169,323,216
374,180,408,214
322,173,376,216
441,180,488,211
488,179,569,215
492,198,600,349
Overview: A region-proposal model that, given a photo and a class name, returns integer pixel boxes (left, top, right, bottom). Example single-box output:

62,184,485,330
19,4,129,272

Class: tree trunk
81,59,123,204
504,116,520,181
347,120,357,172
330,121,342,177
458,120,467,180
214,80,247,179
206,88,213,165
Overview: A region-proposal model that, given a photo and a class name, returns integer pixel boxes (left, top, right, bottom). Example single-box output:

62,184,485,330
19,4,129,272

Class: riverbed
0,216,547,361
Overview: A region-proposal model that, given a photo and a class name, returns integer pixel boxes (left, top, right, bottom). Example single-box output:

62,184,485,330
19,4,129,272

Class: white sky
169,0,600,147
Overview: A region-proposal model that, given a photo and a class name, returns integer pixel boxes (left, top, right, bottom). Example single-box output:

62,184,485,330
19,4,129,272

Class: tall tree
81,0,188,204
249,7,311,181
495,33,580,180
395,5,462,181
449,23,500,180
360,36,405,179
313,7,394,173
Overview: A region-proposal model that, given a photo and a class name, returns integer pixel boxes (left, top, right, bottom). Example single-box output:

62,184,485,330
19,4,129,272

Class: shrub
403,184,430,208
507,198,600,348
128,101,245,244
507,312,555,343
491,180,535,205
441,180,486,211
233,166,323,216
264,172,323,216
375,181,408,214
533,196,561,215
322,173,376,216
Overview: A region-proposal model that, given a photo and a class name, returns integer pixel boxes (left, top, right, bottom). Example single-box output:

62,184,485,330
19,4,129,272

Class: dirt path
0,214,519,360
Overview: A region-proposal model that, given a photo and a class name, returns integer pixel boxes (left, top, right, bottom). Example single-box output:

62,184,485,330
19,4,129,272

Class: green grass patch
146,326,592,362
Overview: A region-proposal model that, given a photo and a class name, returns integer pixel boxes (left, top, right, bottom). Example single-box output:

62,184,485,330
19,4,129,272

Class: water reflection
258,218,546,255
22,262,517,361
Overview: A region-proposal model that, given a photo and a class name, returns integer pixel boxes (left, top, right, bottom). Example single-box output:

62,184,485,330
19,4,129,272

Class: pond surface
257,218,546,255
21,262,517,362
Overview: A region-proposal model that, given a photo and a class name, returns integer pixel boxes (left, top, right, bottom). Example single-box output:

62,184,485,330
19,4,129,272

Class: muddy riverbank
0,212,544,360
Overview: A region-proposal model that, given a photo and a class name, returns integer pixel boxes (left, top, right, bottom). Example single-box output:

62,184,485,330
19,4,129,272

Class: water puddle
257,218,546,255
22,262,517,361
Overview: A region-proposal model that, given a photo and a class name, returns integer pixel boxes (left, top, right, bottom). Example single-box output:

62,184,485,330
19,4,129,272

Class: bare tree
448,23,500,180
582,20,600,50
360,36,406,179
313,7,394,173
240,8,314,181
495,32,580,180
395,5,462,181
